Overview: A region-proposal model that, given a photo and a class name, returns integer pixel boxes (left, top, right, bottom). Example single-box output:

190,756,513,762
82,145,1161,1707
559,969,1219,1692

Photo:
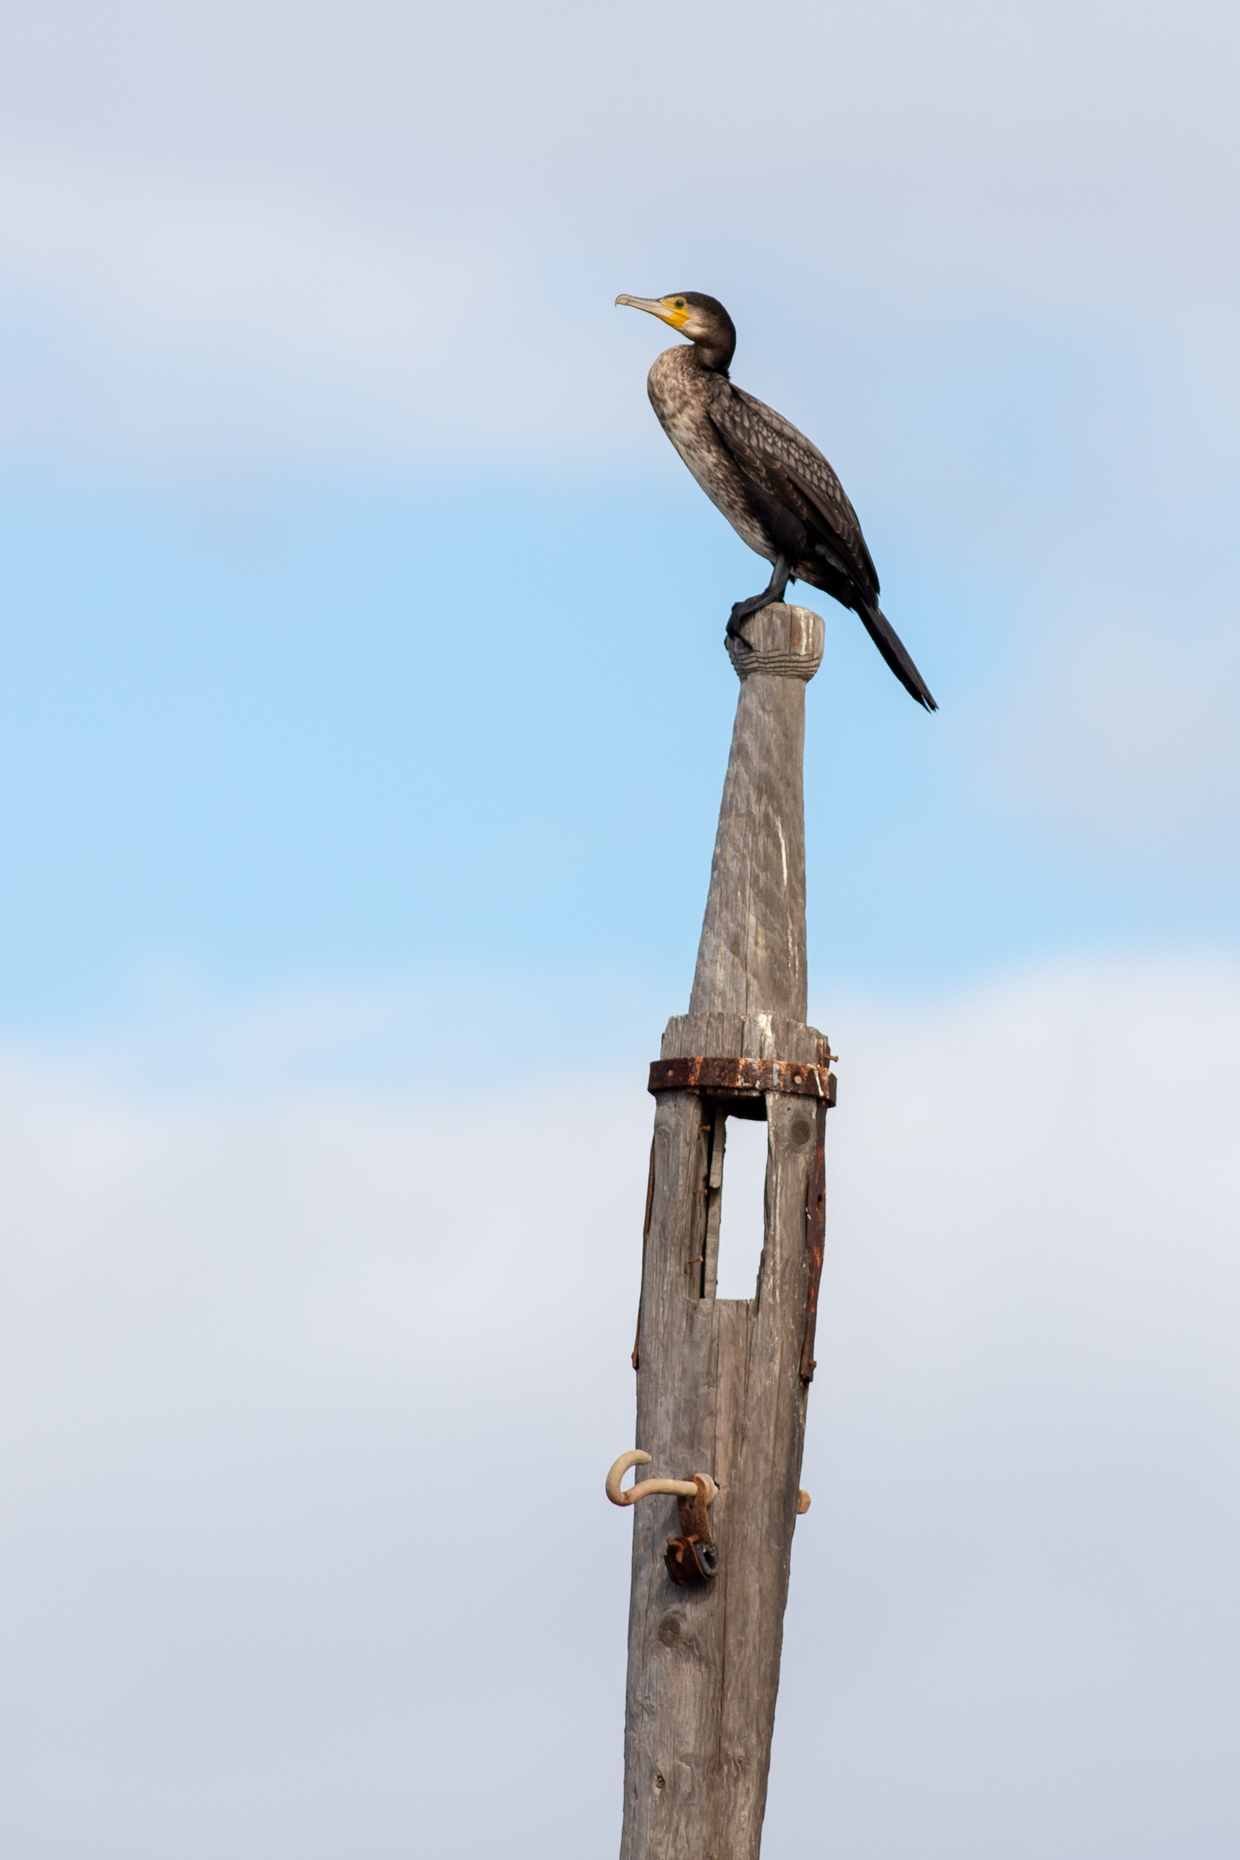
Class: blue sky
2,324,1238,1042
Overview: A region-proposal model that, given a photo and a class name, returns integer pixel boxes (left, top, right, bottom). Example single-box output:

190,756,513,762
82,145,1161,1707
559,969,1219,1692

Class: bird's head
615,291,736,372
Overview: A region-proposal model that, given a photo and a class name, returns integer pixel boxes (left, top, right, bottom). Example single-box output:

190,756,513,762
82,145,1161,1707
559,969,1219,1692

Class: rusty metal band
647,1055,837,1102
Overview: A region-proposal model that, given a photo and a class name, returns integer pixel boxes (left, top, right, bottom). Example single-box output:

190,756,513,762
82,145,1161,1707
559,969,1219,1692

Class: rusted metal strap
648,1056,837,1101
799,1097,829,1382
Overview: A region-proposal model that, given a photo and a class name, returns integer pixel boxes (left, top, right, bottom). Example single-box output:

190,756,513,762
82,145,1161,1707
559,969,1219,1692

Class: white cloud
0,146,461,354
0,956,1237,1855
0,139,516,461
0,0,1237,463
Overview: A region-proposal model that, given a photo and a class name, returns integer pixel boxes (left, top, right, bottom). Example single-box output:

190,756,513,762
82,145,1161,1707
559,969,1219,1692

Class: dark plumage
615,290,936,711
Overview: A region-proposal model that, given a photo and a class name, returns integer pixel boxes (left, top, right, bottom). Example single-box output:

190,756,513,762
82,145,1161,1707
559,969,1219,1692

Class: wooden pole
619,603,835,1860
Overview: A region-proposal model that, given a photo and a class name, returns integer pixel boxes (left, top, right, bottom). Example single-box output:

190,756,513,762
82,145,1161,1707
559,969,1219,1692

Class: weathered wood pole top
690,603,824,1023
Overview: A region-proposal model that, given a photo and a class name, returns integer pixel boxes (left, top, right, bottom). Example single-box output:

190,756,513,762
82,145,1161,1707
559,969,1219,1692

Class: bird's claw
726,606,755,649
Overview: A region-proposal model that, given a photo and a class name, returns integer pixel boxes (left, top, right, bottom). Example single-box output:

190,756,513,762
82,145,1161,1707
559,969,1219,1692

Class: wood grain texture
689,605,824,1023
620,607,830,1860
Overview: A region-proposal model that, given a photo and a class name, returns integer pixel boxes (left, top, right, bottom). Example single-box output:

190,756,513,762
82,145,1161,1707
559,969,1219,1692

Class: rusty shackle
606,1453,807,1587
606,1450,721,1588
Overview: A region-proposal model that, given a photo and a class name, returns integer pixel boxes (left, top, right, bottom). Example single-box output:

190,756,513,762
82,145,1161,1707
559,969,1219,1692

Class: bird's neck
688,339,732,377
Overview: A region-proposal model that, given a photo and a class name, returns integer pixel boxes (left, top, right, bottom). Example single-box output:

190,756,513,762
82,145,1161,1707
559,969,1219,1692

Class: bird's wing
708,382,880,596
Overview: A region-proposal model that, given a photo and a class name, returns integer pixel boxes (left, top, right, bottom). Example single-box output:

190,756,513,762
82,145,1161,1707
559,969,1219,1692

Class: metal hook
606,1449,718,1508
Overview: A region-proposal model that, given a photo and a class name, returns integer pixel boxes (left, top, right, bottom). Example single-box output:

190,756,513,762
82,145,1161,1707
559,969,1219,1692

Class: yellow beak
615,294,690,331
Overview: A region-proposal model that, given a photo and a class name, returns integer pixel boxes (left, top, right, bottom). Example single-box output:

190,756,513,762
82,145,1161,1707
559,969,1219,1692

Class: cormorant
615,291,936,711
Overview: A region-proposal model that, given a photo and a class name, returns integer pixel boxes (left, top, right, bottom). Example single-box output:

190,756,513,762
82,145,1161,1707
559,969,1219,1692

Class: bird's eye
675,299,685,308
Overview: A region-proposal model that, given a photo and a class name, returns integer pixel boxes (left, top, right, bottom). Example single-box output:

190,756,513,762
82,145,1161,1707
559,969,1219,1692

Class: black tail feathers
859,604,937,711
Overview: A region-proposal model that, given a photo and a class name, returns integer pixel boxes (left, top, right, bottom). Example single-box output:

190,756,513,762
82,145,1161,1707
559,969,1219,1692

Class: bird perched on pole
616,290,936,711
